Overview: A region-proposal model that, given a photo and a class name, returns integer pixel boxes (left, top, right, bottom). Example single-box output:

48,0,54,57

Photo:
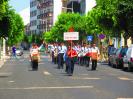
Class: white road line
0,86,93,90
117,98,133,99
8,81,15,83
118,77,133,81
0,73,12,77
70,77,101,80
43,71,51,75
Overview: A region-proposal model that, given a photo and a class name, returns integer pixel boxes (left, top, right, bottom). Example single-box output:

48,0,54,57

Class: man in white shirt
58,43,67,69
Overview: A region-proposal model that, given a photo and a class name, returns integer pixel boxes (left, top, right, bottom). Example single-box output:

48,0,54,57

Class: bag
54,48,58,57
32,55,38,61
91,53,98,60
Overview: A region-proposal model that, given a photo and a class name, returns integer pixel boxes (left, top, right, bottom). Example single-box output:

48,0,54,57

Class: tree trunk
131,37,133,44
123,30,129,46
124,37,128,46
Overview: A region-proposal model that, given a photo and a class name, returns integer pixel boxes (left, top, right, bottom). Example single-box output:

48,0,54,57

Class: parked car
16,48,23,56
111,47,126,69
108,47,117,66
124,45,133,71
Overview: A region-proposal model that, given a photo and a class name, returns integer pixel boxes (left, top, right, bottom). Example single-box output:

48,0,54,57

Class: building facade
67,0,96,14
30,0,68,35
30,0,96,35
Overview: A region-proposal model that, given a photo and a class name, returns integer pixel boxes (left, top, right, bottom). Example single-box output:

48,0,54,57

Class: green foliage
5,5,24,46
43,13,86,42
0,0,8,20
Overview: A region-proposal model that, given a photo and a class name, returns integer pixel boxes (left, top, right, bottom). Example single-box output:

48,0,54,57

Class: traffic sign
98,34,106,39
87,36,93,42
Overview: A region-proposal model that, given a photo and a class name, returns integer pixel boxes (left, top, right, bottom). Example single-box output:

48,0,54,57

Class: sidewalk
0,56,10,69
0,60,4,69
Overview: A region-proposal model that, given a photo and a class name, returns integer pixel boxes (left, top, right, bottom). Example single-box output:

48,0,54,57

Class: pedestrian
67,45,78,76
11,45,18,59
58,43,67,69
90,43,100,70
30,43,40,70
80,43,88,66
85,44,91,67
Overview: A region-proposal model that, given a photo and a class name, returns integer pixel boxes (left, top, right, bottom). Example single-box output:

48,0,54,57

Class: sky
9,0,30,25
9,0,30,13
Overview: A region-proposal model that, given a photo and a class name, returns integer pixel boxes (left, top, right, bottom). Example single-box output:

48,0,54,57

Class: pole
71,41,72,57
3,38,5,61
46,19,47,32
72,1,74,13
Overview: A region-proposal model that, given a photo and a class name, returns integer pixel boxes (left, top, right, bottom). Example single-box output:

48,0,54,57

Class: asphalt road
0,51,133,99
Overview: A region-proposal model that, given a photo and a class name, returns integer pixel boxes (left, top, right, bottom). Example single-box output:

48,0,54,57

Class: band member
80,43,88,66
30,43,39,70
85,44,91,67
58,43,67,69
67,46,77,76
91,43,100,70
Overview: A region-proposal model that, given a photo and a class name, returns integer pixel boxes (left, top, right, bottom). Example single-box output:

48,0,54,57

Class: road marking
0,86,93,90
0,73,12,77
118,77,133,81
117,98,133,99
8,81,15,83
70,77,101,80
43,71,51,75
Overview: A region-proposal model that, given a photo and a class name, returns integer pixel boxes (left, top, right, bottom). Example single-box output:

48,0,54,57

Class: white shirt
58,45,67,54
91,47,100,54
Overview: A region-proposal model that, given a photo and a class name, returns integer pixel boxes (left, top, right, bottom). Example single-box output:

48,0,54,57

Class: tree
43,13,86,42
5,6,24,46
116,0,133,44
0,0,8,20
96,0,133,44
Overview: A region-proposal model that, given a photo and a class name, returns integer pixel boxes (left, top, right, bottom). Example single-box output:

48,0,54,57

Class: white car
16,48,23,56
124,45,133,71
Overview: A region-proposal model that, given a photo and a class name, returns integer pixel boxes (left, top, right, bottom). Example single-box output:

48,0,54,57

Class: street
0,51,133,99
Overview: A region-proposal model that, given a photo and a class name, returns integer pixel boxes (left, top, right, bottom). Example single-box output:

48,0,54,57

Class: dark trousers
32,60,38,70
65,57,69,73
80,56,85,65
86,57,90,67
54,56,58,64
58,53,64,69
52,51,54,63
67,58,75,75
80,56,88,66
92,59,97,70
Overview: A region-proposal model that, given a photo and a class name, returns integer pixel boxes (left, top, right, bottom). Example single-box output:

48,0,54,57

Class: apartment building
30,0,96,35
30,0,68,35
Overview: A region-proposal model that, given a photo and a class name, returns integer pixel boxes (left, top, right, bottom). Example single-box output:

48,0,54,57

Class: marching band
50,42,100,76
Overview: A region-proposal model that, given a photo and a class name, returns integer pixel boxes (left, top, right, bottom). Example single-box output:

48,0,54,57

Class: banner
64,32,79,40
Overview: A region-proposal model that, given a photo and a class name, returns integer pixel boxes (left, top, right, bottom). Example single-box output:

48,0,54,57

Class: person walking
58,43,67,69
67,46,77,76
91,43,100,70
85,44,91,68
11,45,18,59
30,43,40,70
